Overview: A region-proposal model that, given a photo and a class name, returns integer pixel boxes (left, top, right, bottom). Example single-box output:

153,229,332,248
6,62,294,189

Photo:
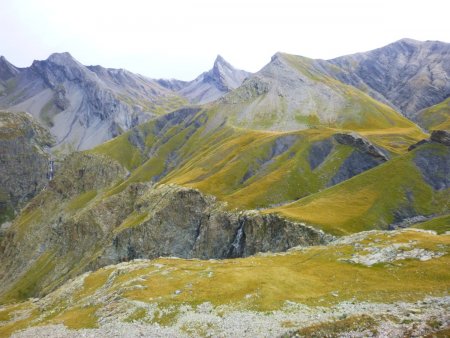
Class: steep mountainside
216,52,422,133
270,133,450,235
0,111,53,225
329,38,450,120
158,55,250,104
90,107,424,211
0,53,187,151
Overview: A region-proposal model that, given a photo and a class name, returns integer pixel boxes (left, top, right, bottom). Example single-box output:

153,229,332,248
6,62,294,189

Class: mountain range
0,38,449,337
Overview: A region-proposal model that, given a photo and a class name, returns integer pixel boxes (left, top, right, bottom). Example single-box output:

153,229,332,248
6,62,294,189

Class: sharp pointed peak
214,54,227,63
213,54,233,68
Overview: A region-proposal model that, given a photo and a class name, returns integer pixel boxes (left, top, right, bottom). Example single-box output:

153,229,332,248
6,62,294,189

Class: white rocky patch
344,243,445,266
11,296,450,338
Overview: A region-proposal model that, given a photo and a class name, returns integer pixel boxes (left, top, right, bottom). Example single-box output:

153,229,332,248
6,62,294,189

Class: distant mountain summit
215,51,418,132
329,38,450,119
159,55,250,104
0,53,186,151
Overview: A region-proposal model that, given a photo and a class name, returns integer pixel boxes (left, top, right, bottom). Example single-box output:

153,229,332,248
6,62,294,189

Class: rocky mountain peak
178,55,250,104
213,54,228,67
210,55,249,92
270,51,285,62
46,52,78,66
30,52,98,90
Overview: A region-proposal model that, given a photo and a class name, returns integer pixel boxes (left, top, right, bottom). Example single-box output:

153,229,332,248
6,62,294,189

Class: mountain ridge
0,53,188,151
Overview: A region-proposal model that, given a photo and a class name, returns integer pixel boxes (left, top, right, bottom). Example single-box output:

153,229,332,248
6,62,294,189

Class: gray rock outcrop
0,111,54,224
0,152,332,300
328,133,388,186
430,130,450,146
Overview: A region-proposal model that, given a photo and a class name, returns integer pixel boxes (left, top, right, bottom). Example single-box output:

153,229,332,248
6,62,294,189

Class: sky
0,0,448,81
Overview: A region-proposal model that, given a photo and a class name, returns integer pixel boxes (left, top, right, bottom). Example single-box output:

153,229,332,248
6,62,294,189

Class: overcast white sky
0,0,448,80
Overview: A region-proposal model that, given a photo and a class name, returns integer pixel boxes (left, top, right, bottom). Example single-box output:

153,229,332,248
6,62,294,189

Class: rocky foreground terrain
1,229,449,337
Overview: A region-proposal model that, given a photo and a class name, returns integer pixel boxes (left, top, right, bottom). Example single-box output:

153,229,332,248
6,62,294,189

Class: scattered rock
430,130,450,146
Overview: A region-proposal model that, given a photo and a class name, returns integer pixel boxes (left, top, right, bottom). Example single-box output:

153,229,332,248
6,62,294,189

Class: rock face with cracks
0,111,54,225
0,152,331,301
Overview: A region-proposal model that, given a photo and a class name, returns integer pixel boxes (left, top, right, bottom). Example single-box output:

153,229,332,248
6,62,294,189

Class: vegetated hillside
159,55,250,104
416,96,450,131
215,52,423,134
1,230,449,337
0,53,187,151
0,111,54,225
329,38,450,121
269,134,450,236
91,106,426,211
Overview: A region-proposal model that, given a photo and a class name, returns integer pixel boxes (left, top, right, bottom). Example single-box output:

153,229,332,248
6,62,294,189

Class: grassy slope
90,105,425,211
413,214,450,234
217,53,423,136
269,143,449,236
0,230,449,336
416,97,450,131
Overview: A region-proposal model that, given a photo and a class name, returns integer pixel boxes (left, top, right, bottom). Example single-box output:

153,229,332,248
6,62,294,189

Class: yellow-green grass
47,306,99,329
89,135,142,171
77,268,112,300
93,232,449,311
292,314,378,337
1,231,448,335
95,123,418,212
88,101,425,212
0,251,56,303
268,143,449,236
360,127,427,155
413,214,450,234
66,190,97,212
0,304,38,338
416,97,450,131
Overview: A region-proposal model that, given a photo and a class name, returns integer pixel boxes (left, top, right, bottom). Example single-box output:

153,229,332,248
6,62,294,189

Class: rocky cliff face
328,133,388,186
0,53,187,151
0,111,54,225
329,39,450,120
0,152,331,301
